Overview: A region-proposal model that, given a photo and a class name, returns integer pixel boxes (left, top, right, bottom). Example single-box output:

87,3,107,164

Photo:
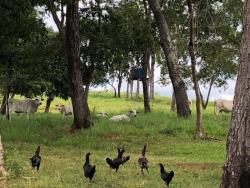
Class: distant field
0,92,230,188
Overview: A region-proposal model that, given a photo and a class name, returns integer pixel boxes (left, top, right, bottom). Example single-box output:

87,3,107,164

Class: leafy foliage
158,0,242,90
0,0,48,97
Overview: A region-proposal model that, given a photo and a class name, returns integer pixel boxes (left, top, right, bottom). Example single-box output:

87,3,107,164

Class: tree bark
5,89,10,120
51,1,92,130
117,76,122,98
130,80,133,98
126,79,129,98
51,6,65,42
83,83,90,101
44,95,54,113
0,93,7,115
65,0,92,130
136,79,140,98
187,0,204,138
171,91,176,112
221,1,250,187
147,0,191,117
150,54,155,100
0,136,8,177
142,50,151,113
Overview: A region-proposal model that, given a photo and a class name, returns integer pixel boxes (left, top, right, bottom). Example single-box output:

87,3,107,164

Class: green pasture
0,92,230,188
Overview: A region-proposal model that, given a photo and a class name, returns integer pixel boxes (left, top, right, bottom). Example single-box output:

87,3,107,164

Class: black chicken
159,163,174,186
138,144,149,174
83,153,96,181
30,146,41,171
106,147,130,172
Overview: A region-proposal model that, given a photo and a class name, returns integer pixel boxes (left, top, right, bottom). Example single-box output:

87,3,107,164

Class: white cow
96,112,108,117
56,104,73,118
214,99,233,115
7,97,42,119
110,110,138,122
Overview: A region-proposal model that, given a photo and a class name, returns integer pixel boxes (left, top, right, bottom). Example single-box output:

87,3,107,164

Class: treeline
0,0,242,134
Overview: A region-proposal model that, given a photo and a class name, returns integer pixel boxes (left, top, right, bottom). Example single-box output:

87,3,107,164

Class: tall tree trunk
142,50,151,113
44,96,54,113
51,2,92,130
84,83,90,101
5,89,10,120
187,0,204,138
150,54,155,100
126,79,129,98
136,79,140,98
0,93,7,115
130,80,133,98
65,0,92,130
147,0,191,117
143,0,153,102
221,1,250,187
117,76,122,98
171,91,176,112
0,136,8,177
113,87,117,97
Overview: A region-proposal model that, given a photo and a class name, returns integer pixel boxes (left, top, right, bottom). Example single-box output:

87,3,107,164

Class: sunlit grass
0,92,230,187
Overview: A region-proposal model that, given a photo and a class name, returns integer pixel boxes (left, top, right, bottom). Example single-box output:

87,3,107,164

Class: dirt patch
176,163,222,170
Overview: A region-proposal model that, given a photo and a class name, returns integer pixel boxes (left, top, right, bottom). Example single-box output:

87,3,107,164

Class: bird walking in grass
138,144,149,174
159,163,174,186
106,147,130,172
30,146,41,171
83,153,96,181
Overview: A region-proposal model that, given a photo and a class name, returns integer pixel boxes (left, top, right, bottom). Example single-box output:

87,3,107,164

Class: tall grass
0,92,230,187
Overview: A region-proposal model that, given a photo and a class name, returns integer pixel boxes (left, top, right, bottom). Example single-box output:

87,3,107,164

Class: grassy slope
0,92,230,188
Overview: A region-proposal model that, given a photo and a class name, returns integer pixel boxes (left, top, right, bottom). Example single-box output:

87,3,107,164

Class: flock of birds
30,144,175,186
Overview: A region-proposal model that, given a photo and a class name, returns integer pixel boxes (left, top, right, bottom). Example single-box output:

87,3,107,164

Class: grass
0,92,230,188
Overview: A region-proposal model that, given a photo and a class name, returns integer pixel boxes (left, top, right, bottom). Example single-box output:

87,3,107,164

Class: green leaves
0,0,48,97
158,0,242,89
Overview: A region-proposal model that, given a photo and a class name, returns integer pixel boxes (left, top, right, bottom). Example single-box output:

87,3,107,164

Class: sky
43,13,236,101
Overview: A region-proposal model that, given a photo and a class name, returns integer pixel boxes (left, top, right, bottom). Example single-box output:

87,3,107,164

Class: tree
37,0,93,130
104,1,156,112
149,54,155,100
147,0,191,117
142,50,151,112
195,0,242,108
41,32,70,113
157,0,241,109
79,2,112,98
0,0,48,117
65,0,92,130
221,0,250,187
187,0,204,138
141,0,152,112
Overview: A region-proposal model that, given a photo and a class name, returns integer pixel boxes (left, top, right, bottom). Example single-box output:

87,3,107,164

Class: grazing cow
214,99,233,115
7,97,42,119
96,112,108,117
110,110,138,122
56,104,73,118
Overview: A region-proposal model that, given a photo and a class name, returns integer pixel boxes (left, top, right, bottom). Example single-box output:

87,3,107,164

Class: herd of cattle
3,97,233,119
5,97,138,121
54,103,137,121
